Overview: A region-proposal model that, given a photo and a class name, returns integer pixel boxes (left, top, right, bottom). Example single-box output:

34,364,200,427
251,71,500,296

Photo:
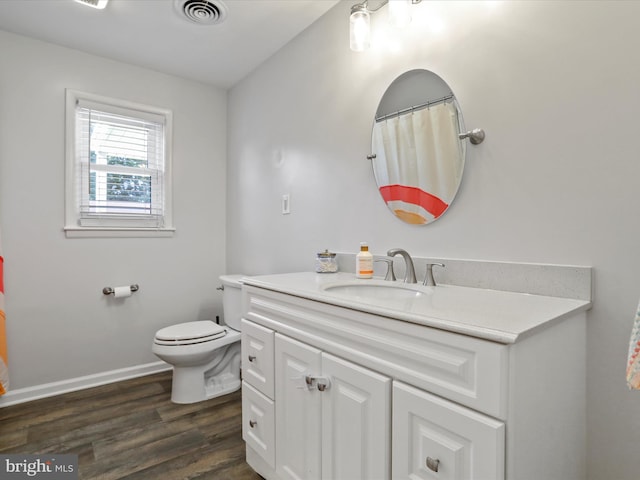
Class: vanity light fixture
350,3,371,52
350,0,422,52
74,0,109,9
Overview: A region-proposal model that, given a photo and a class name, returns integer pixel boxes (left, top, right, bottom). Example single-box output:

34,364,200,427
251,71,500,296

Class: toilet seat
154,320,227,346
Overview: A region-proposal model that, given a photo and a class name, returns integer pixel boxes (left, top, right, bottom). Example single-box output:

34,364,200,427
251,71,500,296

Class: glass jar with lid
316,250,338,273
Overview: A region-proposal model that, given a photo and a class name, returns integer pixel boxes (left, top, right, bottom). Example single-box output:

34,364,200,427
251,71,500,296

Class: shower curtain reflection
372,100,463,224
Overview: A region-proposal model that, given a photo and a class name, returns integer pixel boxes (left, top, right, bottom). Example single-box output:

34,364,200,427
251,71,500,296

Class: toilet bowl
152,274,244,404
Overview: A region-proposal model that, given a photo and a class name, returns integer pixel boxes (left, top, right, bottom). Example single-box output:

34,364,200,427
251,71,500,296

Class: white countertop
241,271,591,344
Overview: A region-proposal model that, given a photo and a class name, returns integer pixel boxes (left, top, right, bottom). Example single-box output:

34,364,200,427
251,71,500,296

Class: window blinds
75,99,166,228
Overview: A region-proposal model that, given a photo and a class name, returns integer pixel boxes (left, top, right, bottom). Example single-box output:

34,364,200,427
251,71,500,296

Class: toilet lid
155,320,227,346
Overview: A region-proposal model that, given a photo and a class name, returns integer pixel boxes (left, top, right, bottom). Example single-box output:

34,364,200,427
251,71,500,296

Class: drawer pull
426,457,440,472
248,355,256,362
249,419,257,428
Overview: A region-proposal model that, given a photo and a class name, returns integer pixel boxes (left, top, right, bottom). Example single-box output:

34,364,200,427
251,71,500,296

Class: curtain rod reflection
375,94,455,123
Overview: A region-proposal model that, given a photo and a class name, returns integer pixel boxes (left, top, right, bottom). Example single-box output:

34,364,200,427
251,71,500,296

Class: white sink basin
321,281,432,301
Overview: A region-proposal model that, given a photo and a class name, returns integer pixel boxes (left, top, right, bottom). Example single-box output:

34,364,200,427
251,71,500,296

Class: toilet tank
220,274,244,331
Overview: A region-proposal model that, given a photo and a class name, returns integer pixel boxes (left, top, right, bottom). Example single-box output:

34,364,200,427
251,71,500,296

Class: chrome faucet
386,248,417,283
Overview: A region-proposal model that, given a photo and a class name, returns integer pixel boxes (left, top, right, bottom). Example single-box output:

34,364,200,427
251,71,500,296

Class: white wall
0,31,227,391
227,1,640,479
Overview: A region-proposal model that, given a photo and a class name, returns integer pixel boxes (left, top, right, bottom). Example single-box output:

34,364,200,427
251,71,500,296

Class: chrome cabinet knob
303,375,331,391
426,457,440,472
249,419,257,428
248,355,256,362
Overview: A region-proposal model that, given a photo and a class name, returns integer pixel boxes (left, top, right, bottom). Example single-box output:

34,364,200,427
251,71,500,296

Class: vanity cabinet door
274,334,392,480
241,318,275,398
275,334,322,480
392,381,505,480
321,352,391,480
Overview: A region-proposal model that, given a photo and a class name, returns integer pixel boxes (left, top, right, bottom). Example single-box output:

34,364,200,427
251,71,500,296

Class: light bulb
350,6,371,52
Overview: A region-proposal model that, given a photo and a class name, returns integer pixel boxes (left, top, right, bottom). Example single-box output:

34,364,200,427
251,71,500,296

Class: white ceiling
0,0,339,89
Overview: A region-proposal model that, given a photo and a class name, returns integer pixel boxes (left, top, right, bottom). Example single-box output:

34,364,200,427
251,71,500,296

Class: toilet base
170,370,242,404
169,341,241,404
204,373,241,400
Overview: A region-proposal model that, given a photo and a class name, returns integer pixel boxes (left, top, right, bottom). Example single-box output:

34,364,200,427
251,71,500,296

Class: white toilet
152,274,244,404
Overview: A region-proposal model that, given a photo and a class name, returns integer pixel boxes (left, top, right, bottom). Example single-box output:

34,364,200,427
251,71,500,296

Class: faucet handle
375,258,396,281
423,263,445,287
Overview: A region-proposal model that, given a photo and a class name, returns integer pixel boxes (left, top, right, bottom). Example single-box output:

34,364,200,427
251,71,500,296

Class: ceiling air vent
175,0,228,25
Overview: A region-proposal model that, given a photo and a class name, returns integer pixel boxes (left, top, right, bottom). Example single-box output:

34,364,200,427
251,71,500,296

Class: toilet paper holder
103,284,139,295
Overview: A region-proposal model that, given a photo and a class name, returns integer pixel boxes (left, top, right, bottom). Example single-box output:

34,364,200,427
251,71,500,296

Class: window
65,90,173,237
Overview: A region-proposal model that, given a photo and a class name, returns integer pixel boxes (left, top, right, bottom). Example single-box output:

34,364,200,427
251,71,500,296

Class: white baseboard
0,361,172,408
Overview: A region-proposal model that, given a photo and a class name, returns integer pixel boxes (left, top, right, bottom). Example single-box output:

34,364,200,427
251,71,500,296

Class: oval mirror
371,69,466,225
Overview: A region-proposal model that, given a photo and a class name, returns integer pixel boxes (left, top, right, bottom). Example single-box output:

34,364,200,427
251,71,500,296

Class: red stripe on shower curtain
379,184,449,219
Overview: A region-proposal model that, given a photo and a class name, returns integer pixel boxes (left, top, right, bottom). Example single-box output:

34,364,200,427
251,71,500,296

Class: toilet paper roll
113,286,132,298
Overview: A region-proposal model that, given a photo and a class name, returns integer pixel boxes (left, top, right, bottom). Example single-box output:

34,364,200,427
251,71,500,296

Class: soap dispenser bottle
356,242,373,279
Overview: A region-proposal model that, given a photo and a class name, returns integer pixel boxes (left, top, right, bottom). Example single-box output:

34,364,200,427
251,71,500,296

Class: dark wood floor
0,371,263,479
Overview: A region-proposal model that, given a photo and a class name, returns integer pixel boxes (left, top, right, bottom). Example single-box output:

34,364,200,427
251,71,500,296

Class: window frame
64,89,174,238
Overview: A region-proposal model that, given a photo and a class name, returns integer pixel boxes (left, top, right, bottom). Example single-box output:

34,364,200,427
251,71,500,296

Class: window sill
64,226,176,238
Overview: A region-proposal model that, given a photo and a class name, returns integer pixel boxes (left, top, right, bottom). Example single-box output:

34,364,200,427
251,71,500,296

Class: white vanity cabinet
242,318,391,480
240,273,589,480
275,333,391,480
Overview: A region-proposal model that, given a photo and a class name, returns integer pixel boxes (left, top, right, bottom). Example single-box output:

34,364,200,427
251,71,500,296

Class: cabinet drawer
392,381,505,480
242,381,275,469
241,318,275,398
